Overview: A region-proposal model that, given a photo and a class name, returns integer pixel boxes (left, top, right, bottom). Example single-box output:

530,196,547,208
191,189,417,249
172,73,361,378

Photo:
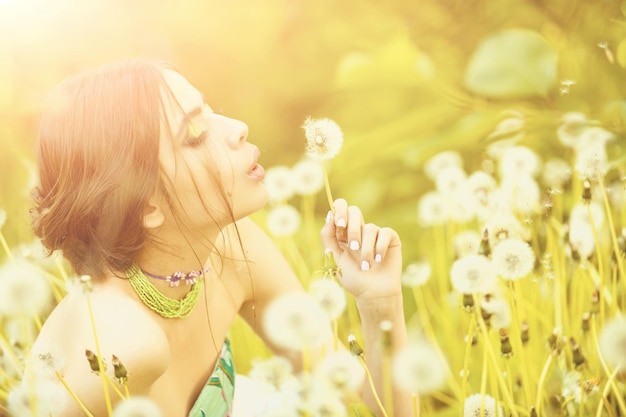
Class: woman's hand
320,198,403,301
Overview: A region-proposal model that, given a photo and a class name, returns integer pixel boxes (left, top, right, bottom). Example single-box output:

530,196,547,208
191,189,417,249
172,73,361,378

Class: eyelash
186,130,209,147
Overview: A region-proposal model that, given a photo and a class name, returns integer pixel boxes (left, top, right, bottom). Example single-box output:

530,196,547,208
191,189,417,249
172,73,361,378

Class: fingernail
361,260,370,271
375,253,382,263
336,218,347,228
349,240,360,250
325,211,332,224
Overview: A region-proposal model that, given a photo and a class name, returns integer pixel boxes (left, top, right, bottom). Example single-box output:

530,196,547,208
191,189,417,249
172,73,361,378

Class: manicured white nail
349,240,360,250
375,253,382,263
325,211,332,224
336,218,347,228
361,260,370,271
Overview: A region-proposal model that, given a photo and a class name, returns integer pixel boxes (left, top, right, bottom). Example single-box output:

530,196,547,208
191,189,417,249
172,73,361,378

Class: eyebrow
174,94,206,138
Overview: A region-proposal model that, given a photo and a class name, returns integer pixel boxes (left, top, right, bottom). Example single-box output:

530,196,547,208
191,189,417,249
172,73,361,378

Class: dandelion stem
104,374,126,400
590,318,626,415
596,174,626,294
55,371,96,417
86,295,113,416
322,163,335,214
460,313,476,417
0,231,13,259
357,355,389,417
587,203,606,326
534,352,553,415
595,364,623,417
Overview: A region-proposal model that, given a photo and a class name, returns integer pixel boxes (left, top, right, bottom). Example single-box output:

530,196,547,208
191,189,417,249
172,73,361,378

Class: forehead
160,69,203,119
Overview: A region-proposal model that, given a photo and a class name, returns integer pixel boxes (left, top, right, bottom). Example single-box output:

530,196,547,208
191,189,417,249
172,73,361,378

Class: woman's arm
320,199,414,417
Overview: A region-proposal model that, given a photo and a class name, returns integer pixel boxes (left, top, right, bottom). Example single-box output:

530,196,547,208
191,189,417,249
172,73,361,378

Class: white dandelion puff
542,158,571,190
561,371,583,404
8,379,68,417
308,279,347,320
576,126,615,152
315,350,365,393
568,220,596,260
483,213,523,247
266,204,302,238
424,151,464,181
417,191,449,227
499,146,541,179
575,144,609,180
570,201,605,229
392,342,448,394
291,159,325,196
491,238,535,280
0,258,52,317
499,175,541,216
463,393,504,417
263,165,295,204
435,166,467,197
467,171,497,206
598,316,626,373
450,254,498,294
557,112,589,147
454,231,482,258
401,260,432,287
263,292,332,351
302,117,344,161
112,396,163,417
481,295,511,329
249,356,297,392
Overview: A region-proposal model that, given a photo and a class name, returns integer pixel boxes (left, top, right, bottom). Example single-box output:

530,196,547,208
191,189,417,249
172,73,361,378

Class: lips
248,147,265,180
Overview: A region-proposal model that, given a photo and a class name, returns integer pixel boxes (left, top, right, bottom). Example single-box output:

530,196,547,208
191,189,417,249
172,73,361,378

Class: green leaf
463,28,558,98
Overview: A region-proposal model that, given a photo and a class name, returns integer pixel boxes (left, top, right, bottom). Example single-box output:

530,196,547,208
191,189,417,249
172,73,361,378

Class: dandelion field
1,0,626,416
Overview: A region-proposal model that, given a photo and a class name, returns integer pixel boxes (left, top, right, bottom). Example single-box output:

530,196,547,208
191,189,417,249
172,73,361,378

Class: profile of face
32,60,267,278
152,70,268,234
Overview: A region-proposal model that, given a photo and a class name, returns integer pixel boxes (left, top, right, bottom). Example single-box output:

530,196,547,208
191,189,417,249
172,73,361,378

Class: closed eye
185,130,209,147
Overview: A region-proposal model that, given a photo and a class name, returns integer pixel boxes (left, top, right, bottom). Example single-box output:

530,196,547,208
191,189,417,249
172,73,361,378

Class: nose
227,119,248,149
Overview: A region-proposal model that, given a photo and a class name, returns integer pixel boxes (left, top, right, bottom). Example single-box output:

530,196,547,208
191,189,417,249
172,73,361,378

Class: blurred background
1,0,625,252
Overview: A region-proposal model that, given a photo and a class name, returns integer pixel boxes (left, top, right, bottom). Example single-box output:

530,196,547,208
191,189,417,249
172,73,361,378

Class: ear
143,197,165,229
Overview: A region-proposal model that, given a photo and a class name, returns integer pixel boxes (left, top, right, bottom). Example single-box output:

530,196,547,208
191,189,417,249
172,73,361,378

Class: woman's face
157,69,267,230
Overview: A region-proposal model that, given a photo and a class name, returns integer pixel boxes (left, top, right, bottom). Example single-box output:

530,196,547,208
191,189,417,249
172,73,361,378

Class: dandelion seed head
112,396,163,417
249,356,297,392
266,204,302,237
463,393,504,417
454,231,482,258
450,254,498,294
568,220,595,260
574,144,609,180
263,292,331,351
542,158,572,189
263,165,295,204
8,379,68,417
417,191,449,227
392,342,448,394
467,171,497,205
424,151,464,181
0,258,53,317
492,238,535,280
598,316,626,373
499,176,541,216
291,159,325,196
316,350,364,393
557,112,589,147
483,213,523,248
308,279,347,320
401,259,432,287
435,166,468,197
302,117,343,161
570,201,605,229
481,295,511,329
499,146,541,179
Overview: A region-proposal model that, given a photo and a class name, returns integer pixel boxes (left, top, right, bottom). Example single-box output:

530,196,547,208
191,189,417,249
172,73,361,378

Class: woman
26,59,413,416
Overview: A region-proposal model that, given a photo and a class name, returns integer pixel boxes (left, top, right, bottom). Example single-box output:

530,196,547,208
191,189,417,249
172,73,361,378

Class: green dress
188,339,235,417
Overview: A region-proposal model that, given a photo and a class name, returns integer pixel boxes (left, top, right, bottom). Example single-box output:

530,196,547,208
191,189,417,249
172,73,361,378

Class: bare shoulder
28,284,169,415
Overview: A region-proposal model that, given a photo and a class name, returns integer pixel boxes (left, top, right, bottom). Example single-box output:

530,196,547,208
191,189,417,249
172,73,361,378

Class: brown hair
31,59,171,279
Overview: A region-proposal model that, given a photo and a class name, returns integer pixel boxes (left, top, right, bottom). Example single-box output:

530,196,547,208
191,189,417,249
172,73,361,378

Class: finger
321,210,341,254
346,205,364,252
332,198,349,245
359,223,378,271
374,227,401,263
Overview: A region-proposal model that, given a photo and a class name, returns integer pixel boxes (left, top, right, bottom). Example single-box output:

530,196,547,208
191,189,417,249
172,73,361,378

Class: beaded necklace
125,265,205,319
